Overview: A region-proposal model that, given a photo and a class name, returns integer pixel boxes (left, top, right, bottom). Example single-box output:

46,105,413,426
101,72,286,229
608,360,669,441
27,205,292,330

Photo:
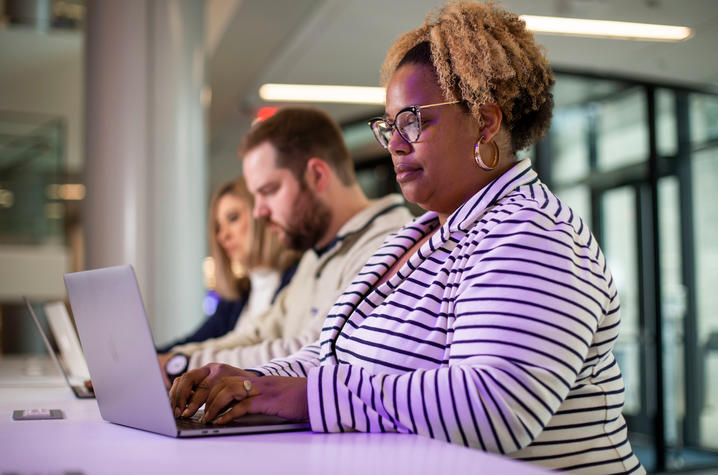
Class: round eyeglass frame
367,100,461,149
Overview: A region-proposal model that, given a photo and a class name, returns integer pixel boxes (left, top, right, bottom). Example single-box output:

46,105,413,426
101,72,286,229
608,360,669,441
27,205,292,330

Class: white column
84,0,206,345
84,0,151,293
148,0,207,345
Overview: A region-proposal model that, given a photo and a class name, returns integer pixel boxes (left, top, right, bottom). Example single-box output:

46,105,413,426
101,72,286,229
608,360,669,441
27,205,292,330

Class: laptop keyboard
175,411,305,430
175,411,257,430
175,411,211,430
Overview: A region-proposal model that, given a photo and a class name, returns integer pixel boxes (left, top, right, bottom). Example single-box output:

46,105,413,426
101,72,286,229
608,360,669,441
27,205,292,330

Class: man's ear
478,103,503,142
304,158,331,192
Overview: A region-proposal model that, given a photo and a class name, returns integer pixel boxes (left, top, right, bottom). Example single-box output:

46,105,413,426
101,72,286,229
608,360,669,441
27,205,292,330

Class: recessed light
259,84,385,104
521,15,692,41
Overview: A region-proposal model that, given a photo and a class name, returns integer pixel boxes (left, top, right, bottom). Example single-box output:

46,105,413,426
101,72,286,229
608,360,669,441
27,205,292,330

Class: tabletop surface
0,356,548,475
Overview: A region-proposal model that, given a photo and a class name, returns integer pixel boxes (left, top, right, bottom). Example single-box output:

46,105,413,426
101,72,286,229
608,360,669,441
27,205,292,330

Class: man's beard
280,187,332,251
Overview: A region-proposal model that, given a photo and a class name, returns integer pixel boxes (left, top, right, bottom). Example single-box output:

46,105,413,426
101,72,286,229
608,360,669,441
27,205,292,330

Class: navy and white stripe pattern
256,160,643,473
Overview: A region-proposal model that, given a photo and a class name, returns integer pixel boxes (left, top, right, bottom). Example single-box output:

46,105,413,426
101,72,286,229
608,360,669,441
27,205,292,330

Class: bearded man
159,107,411,384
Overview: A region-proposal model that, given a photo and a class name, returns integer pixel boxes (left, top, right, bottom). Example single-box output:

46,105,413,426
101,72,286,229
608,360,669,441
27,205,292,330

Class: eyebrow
257,181,278,194
382,105,413,121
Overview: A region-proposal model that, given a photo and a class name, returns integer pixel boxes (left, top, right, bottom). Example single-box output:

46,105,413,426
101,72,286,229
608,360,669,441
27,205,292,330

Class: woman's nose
387,128,410,156
218,227,231,244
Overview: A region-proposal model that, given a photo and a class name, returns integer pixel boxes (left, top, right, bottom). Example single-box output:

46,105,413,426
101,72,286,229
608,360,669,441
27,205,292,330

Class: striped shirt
254,160,644,473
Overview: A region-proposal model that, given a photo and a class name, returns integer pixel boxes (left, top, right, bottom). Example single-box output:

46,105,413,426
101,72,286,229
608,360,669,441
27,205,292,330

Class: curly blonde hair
381,1,554,152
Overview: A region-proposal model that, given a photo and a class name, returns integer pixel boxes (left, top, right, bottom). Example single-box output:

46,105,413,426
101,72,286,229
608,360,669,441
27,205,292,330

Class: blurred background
0,0,717,472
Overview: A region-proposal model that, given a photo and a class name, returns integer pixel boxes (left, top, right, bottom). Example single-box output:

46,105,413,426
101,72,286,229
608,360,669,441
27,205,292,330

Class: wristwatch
165,353,189,383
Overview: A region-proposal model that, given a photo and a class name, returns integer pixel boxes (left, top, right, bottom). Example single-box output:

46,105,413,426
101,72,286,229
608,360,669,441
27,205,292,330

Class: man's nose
253,200,269,219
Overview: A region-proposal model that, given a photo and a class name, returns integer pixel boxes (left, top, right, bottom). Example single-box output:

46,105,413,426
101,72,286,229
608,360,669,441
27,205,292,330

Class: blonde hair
381,1,554,152
209,178,300,300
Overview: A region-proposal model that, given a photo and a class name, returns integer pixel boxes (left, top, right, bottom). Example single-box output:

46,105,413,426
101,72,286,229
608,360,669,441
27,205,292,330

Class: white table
0,356,548,475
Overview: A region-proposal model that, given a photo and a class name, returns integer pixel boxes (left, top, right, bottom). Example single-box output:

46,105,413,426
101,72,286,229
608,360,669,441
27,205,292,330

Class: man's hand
169,363,251,419
202,375,308,424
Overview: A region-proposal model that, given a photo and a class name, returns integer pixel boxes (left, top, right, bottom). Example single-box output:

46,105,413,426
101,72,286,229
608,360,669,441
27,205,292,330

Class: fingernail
174,408,180,418
182,409,190,418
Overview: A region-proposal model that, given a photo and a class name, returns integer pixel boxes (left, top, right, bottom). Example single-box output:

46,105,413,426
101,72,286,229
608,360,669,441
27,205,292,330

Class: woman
170,3,643,472
157,178,299,353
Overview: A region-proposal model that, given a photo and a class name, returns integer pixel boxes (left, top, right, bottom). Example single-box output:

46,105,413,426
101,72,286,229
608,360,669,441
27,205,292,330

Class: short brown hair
239,107,356,186
209,177,300,299
381,1,555,152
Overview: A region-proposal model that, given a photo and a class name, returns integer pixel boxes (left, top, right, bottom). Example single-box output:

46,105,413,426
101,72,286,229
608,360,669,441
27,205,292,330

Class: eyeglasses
367,100,461,149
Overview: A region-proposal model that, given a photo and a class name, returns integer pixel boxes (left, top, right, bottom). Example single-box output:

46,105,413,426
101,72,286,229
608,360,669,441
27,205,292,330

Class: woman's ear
478,103,503,141
304,158,331,192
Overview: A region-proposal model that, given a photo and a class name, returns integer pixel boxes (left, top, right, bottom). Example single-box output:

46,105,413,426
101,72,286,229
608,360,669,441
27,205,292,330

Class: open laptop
63,264,310,437
24,297,95,399
44,301,91,381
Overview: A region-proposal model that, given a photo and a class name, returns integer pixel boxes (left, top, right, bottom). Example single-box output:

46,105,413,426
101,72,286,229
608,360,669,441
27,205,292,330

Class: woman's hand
169,363,251,418
202,375,308,424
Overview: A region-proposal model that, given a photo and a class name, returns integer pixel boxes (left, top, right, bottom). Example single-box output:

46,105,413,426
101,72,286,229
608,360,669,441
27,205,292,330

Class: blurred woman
157,178,299,353
170,3,643,473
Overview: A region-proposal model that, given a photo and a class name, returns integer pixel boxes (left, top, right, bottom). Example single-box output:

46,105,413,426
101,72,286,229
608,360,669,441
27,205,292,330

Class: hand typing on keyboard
169,363,309,425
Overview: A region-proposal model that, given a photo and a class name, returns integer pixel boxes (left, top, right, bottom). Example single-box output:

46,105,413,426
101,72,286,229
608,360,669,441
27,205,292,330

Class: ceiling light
46,184,86,200
259,84,385,105
59,184,86,200
521,15,692,41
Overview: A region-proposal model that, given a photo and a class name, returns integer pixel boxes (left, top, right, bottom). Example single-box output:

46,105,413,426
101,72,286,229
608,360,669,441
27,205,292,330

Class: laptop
24,297,95,399
44,301,92,380
63,264,310,437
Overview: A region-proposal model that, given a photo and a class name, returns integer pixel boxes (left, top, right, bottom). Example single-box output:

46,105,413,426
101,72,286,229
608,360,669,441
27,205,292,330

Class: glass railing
0,111,66,245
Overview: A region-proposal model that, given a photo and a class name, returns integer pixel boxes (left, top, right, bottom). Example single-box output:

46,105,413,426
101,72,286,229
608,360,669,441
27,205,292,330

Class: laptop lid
64,264,309,437
23,297,94,399
44,301,91,380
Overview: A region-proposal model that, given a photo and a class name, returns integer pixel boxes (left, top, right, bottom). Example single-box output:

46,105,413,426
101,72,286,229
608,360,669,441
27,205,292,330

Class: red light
255,107,278,123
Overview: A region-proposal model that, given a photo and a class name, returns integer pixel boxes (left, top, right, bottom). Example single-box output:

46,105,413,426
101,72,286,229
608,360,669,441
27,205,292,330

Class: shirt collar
312,194,406,257
408,160,538,244
445,159,537,235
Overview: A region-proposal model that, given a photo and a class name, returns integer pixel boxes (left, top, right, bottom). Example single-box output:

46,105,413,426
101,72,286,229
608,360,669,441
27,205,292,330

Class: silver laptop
24,297,95,399
63,264,310,437
44,301,92,381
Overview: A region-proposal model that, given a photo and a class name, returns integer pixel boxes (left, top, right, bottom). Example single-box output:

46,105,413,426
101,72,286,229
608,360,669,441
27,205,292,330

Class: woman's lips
394,162,423,183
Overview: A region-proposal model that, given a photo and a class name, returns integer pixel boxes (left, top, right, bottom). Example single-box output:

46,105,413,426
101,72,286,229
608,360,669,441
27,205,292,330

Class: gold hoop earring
474,138,500,171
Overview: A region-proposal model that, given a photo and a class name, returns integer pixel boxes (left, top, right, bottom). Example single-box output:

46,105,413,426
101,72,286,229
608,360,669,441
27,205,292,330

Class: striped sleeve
248,341,322,377
188,323,322,371
306,207,607,454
